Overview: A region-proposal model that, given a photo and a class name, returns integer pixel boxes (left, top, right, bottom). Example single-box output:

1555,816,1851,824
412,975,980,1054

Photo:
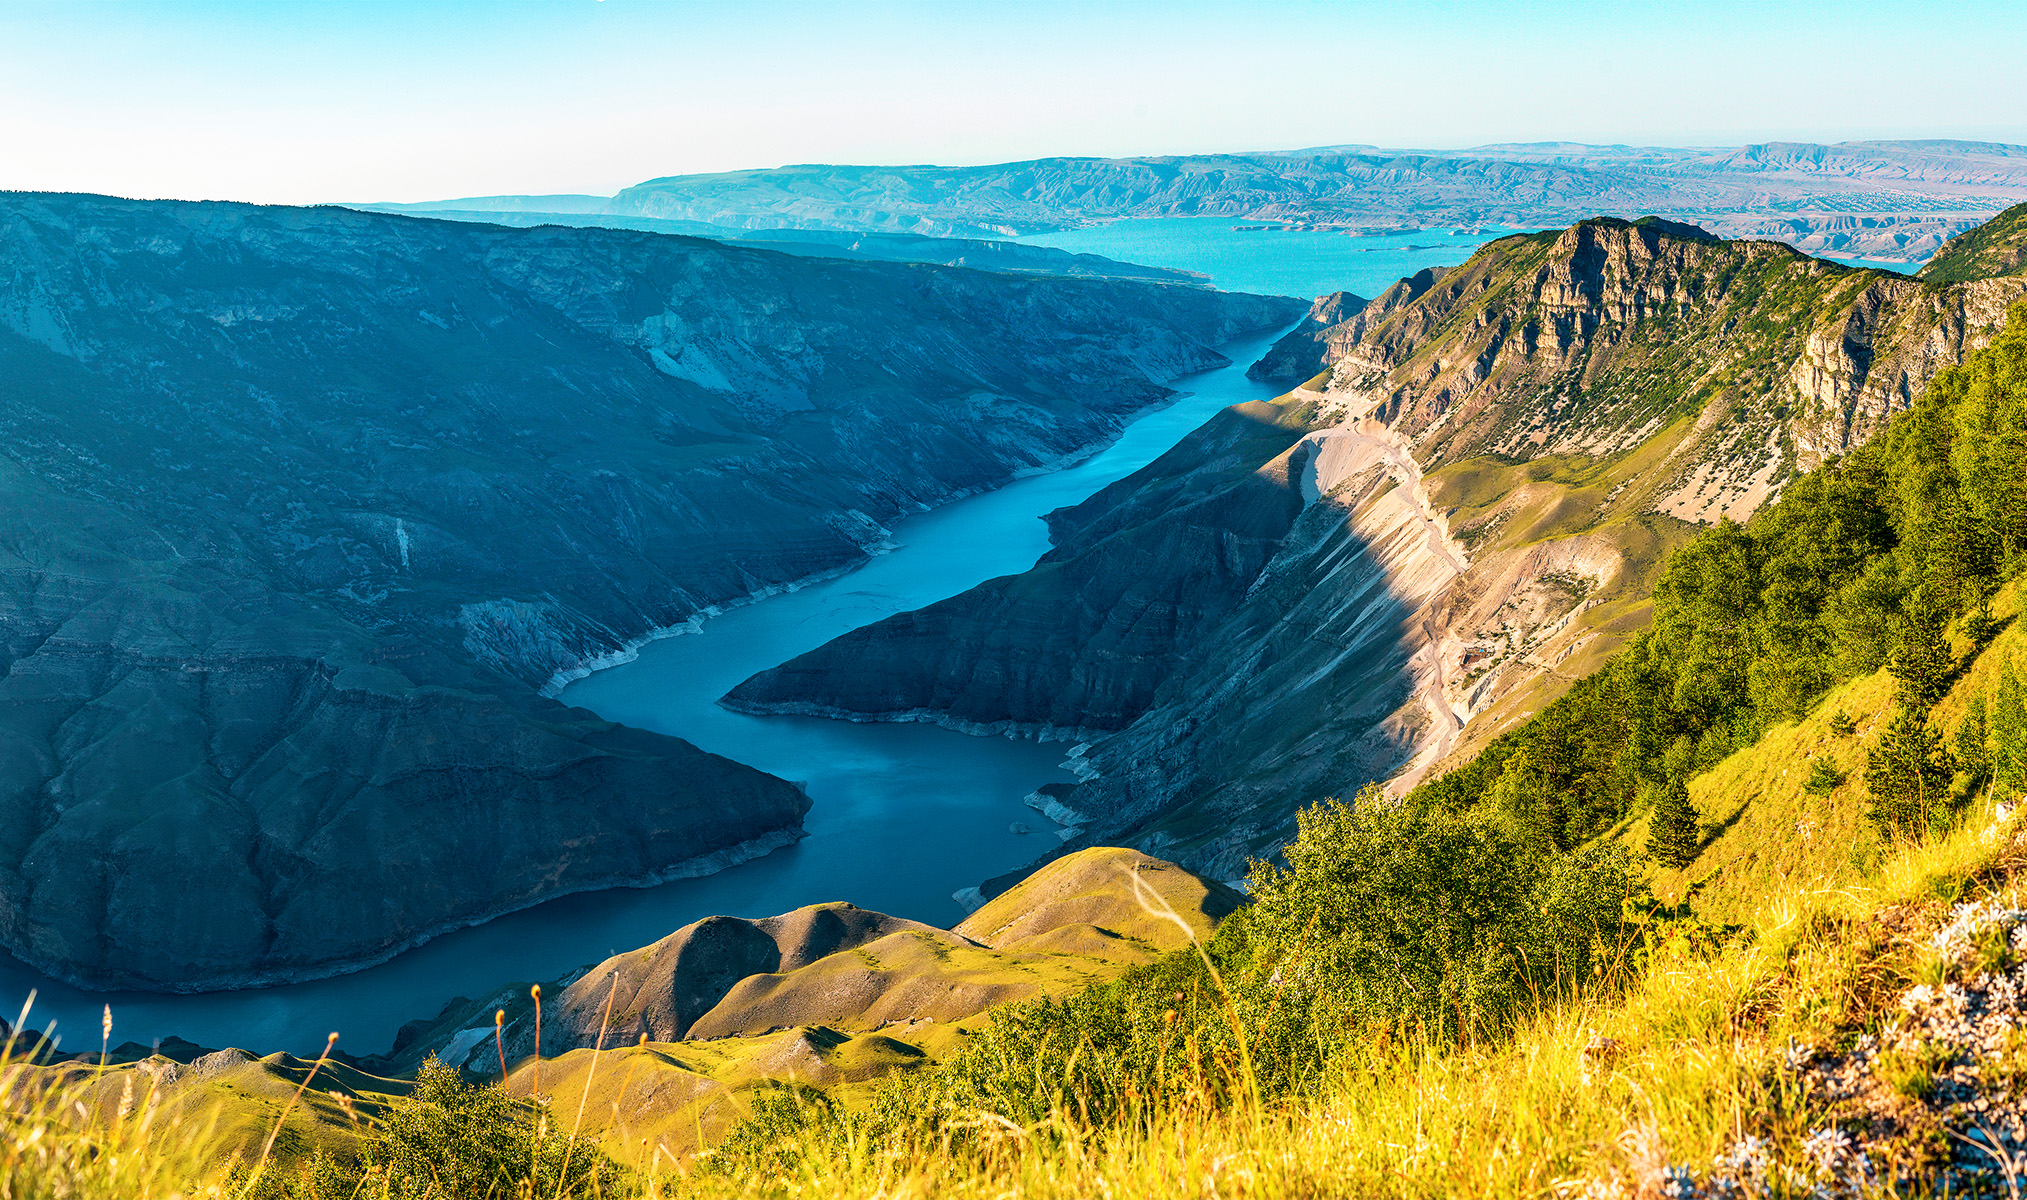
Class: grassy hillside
10,748,2020,1198
1919,200,2027,283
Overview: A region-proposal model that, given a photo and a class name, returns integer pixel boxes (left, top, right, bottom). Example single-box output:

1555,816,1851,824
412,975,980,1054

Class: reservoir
0,223,1497,1058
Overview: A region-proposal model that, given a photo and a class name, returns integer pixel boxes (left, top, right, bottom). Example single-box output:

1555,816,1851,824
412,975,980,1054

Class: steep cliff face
1246,291,1368,385
1319,219,2025,513
730,214,2027,882
0,193,1301,989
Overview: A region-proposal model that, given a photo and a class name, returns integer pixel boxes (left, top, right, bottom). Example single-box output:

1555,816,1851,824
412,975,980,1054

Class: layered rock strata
727,214,2027,882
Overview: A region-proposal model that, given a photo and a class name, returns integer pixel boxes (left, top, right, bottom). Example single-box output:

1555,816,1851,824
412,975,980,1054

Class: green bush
238,1057,620,1200
1250,787,1640,1045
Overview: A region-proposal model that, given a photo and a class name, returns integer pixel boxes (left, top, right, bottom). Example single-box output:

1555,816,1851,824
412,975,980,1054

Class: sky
3,0,2026,206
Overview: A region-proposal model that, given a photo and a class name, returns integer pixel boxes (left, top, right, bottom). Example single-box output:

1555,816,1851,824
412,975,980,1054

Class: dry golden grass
6,796,2017,1198
10,597,2023,1197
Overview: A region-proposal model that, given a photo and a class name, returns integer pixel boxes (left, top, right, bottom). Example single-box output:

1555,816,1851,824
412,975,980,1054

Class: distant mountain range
357,140,2027,264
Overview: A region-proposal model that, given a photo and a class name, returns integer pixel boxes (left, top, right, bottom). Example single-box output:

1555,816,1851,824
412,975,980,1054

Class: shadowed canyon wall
0,193,1302,988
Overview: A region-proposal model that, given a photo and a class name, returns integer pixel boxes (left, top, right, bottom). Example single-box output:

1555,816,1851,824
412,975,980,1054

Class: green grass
1916,201,2027,284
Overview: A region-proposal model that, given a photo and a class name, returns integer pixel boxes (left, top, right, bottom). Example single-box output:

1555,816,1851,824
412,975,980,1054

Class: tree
1889,598,1954,710
1646,776,1701,869
1993,663,2027,799
1865,706,1957,839
1248,787,1541,1040
1803,758,1846,797
1956,696,1992,796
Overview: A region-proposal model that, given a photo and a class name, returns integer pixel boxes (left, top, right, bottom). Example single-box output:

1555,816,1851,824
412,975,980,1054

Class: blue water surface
1019,216,1514,301
0,226,1497,1058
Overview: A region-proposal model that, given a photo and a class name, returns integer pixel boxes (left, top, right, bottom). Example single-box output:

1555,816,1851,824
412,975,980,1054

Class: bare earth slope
0,193,1301,990
728,214,2027,883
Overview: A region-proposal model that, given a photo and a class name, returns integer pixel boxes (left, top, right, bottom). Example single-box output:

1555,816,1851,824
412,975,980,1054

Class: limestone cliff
0,193,1301,990
726,213,2027,882
1246,291,1368,385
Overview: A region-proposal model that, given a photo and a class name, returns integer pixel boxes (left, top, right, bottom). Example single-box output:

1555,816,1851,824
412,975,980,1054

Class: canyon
0,193,1300,991
730,211,2027,884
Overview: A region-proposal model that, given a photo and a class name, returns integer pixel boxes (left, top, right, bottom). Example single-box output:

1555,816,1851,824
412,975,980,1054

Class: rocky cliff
1245,291,1368,385
0,193,1301,990
725,213,2027,882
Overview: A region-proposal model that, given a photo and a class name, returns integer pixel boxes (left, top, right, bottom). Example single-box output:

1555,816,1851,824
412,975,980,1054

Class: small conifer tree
1964,591,1998,648
1993,663,2027,798
1803,758,1845,796
1646,776,1700,869
1865,705,1957,838
1889,600,1954,710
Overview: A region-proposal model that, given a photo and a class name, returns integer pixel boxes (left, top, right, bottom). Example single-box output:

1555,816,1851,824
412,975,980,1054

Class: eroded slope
729,215,2027,883
0,194,1301,989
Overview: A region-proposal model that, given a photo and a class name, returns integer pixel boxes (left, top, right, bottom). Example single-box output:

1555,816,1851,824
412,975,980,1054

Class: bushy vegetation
701,785,1646,1177
1422,299,2027,853
232,1057,619,1200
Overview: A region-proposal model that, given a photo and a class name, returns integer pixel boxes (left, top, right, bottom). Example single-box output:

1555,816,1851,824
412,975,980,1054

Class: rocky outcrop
0,193,1301,990
1246,270,1444,387
1247,291,1368,385
728,213,2027,883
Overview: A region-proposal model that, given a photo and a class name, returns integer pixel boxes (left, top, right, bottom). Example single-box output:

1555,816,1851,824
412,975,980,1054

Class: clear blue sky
3,0,2024,205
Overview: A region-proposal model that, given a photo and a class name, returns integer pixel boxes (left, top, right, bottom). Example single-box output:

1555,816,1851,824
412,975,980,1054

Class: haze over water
1020,218,1504,300
0,228,1502,1058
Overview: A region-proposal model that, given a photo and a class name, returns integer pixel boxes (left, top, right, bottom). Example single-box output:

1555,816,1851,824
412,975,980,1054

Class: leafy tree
1651,518,1761,722
1248,787,1637,1043
1646,777,1701,869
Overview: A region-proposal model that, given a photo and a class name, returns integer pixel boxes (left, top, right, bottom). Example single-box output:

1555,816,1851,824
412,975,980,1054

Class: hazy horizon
4,0,2025,207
